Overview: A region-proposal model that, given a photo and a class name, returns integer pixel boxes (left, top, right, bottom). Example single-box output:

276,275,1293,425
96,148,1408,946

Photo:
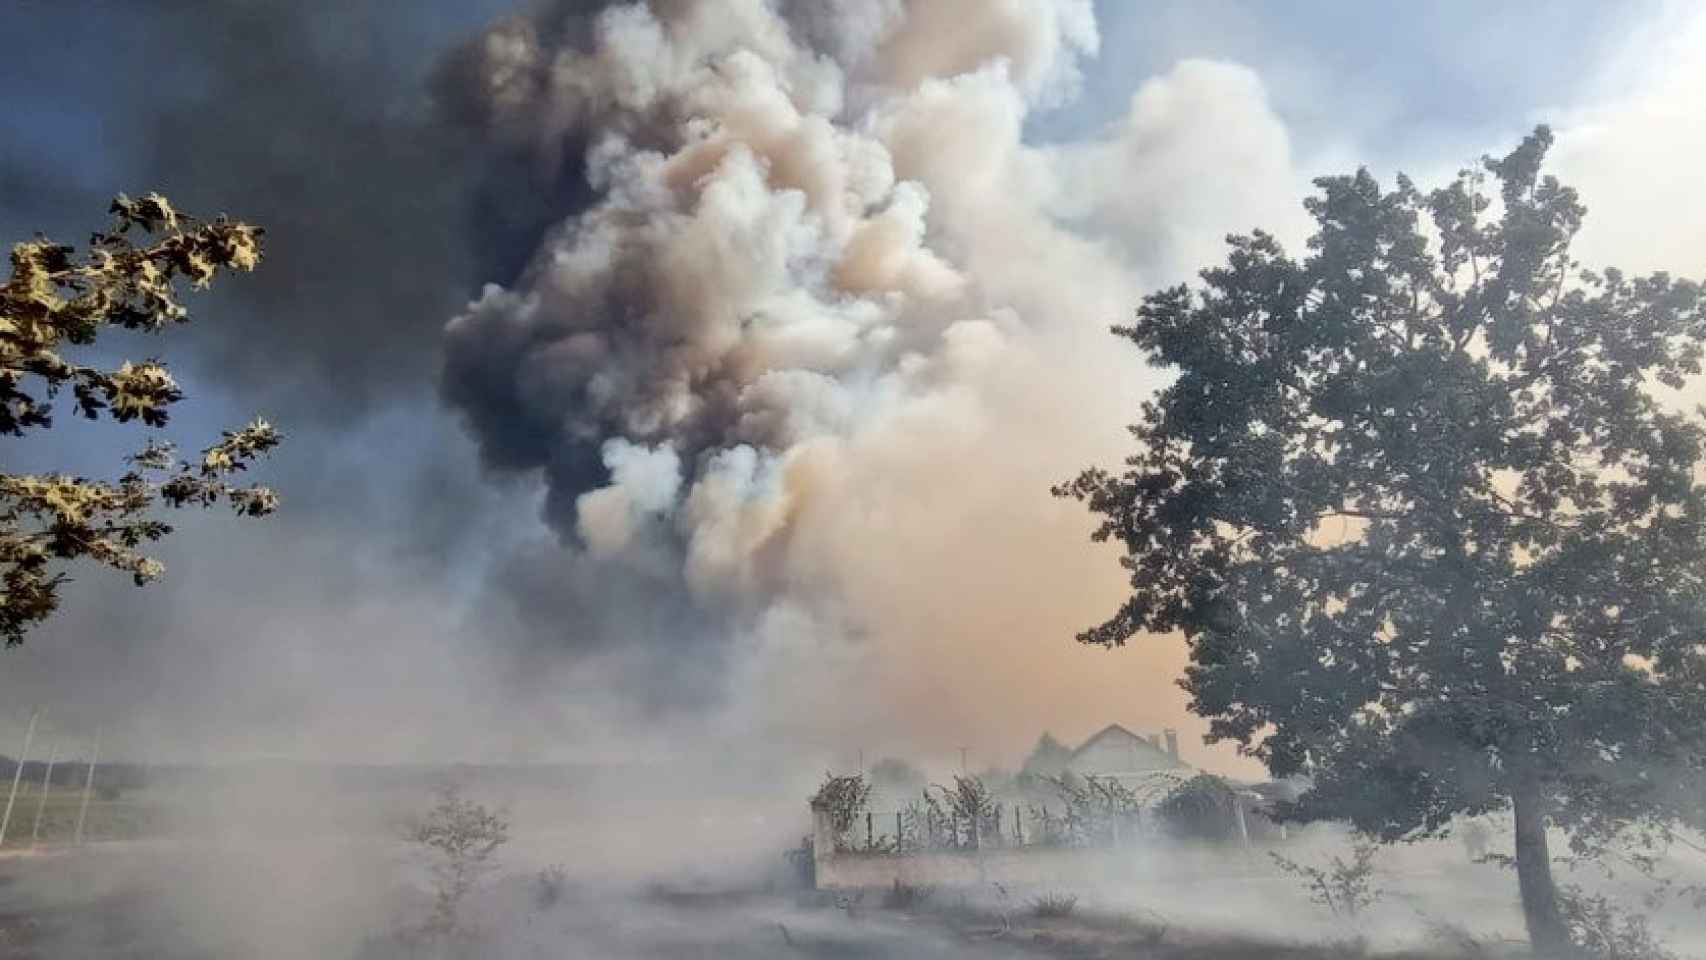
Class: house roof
1069,723,1181,769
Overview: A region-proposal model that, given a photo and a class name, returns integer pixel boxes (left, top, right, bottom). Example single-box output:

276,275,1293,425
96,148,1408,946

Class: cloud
1548,1,1706,278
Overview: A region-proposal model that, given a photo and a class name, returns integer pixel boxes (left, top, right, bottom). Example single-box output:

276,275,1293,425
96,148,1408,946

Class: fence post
896,812,903,854
74,727,100,846
866,811,873,851
1014,806,1022,845
29,742,57,851
0,707,40,850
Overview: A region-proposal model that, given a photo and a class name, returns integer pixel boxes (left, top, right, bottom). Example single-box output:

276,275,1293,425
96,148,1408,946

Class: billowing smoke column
439,0,1302,756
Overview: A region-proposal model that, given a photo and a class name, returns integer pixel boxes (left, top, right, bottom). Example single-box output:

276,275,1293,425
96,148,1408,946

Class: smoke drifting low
438,0,1308,763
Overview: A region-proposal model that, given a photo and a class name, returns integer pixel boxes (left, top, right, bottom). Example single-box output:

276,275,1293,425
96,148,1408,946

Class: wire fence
815,770,1282,858
830,800,1167,856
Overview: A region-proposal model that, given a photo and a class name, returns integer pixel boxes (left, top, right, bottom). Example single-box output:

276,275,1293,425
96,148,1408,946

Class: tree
1020,732,1073,778
869,756,926,796
408,782,510,941
1057,127,1706,956
1157,773,1241,844
1,193,279,647
809,772,872,853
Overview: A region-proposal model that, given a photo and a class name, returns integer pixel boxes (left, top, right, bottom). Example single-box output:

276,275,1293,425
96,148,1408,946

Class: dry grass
1029,891,1079,919
0,788,161,849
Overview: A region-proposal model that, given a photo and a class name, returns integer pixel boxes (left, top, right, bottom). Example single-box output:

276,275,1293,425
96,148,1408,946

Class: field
0,768,1701,959
0,787,163,851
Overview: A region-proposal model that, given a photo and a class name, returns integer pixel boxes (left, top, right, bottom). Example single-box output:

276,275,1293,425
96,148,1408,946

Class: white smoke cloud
1044,58,1313,284
1547,0,1706,279
441,0,1308,767
576,439,681,554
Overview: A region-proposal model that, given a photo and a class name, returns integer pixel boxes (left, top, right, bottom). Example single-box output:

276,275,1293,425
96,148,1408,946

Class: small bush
1559,886,1677,960
1129,909,1170,946
534,865,569,911
783,836,814,888
407,782,510,941
1029,892,1079,919
1323,934,1371,958
1270,841,1382,922
1421,918,1491,959
881,878,934,910
834,889,866,922
810,774,872,852
1158,774,1240,843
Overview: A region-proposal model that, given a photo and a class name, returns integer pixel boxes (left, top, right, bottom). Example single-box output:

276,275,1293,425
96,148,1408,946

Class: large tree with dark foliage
1058,128,1706,955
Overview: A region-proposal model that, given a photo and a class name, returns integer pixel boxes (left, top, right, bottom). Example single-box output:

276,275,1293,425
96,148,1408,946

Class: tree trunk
1512,780,1571,958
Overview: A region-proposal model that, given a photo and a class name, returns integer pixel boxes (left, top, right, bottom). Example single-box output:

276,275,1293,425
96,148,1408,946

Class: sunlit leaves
0,195,278,647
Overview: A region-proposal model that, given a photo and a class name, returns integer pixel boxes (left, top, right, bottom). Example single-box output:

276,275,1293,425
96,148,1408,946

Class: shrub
1029,892,1079,919
928,776,998,848
533,865,569,911
881,879,934,910
1035,773,1141,847
783,836,814,887
1158,774,1240,843
1559,886,1677,960
1269,841,1382,922
810,773,871,853
407,782,510,941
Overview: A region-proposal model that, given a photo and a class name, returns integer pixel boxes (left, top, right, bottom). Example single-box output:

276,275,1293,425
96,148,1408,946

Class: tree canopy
1,193,279,647
1020,732,1073,779
1058,127,1706,954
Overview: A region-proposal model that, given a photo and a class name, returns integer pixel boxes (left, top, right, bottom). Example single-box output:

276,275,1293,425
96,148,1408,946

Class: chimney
1163,729,1180,764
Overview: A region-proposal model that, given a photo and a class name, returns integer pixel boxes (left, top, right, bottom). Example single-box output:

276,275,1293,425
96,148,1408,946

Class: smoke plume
439,0,1306,763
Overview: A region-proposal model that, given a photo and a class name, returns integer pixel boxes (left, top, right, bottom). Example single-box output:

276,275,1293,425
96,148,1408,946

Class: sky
1,0,1702,779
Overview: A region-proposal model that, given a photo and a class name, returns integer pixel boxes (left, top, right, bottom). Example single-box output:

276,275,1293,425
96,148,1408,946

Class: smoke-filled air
435,0,1250,748
3,1,1705,958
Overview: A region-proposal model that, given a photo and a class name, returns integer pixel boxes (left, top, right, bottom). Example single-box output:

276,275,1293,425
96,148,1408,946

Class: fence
808,800,1183,893
832,801,1162,857
804,770,1292,892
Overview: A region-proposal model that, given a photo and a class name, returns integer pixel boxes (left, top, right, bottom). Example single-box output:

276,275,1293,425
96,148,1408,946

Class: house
1065,723,1188,789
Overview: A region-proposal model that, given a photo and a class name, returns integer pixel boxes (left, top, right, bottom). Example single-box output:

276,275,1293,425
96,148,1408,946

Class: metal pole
29,742,58,851
74,727,101,846
0,708,41,849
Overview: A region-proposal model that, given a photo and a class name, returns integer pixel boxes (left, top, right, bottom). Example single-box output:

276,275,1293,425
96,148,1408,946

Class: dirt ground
0,848,1526,960
0,775,1700,960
